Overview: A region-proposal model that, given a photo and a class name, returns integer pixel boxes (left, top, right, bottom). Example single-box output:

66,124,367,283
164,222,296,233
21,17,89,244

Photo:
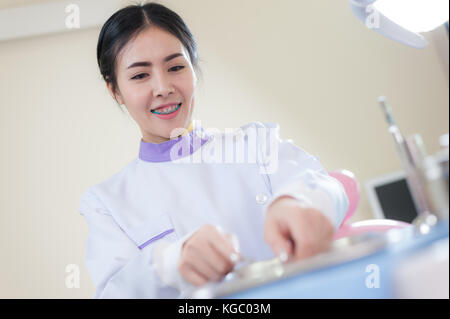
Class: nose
152,69,174,98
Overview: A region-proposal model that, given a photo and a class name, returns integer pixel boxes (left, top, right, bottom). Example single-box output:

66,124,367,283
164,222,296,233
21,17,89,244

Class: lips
150,103,182,120
151,102,181,111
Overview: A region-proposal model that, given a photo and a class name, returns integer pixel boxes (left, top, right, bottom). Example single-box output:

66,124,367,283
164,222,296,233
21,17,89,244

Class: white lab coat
78,121,348,298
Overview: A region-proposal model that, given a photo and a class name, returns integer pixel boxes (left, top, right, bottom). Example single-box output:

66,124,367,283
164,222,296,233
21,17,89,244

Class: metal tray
190,231,395,298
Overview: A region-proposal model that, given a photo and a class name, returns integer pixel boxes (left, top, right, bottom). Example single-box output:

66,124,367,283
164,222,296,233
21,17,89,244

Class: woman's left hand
264,196,335,262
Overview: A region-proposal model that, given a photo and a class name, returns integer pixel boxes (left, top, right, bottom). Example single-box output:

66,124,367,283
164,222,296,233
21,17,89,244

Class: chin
165,122,186,139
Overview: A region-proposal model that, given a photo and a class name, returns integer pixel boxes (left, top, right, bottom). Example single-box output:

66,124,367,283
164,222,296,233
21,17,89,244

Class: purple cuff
138,229,175,249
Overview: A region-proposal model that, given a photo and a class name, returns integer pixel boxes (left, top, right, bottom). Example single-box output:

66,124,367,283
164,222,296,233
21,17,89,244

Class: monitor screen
365,171,418,223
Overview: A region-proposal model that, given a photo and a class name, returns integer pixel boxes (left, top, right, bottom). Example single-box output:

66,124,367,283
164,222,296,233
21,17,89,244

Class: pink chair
329,170,411,240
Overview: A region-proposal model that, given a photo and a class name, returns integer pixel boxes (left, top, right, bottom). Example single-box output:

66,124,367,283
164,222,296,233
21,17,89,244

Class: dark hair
96,2,202,108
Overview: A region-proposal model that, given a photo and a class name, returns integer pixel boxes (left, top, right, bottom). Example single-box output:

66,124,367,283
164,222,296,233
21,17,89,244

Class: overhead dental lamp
350,0,449,48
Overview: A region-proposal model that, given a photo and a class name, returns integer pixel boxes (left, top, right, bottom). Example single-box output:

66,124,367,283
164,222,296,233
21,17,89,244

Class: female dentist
79,2,349,298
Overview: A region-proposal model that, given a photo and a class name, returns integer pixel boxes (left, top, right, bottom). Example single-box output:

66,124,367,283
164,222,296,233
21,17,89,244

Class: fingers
182,264,209,287
199,237,236,280
289,222,314,260
214,226,241,260
290,209,334,260
194,249,225,282
265,204,334,262
264,217,295,261
179,225,240,287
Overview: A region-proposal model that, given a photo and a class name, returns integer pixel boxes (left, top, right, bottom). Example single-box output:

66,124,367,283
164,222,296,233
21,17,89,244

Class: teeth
154,103,180,114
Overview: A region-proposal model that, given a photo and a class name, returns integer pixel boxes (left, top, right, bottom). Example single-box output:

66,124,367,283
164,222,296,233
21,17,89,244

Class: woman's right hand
178,224,240,287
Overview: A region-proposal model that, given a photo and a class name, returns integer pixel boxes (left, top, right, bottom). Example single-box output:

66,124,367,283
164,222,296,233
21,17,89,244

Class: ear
106,82,124,105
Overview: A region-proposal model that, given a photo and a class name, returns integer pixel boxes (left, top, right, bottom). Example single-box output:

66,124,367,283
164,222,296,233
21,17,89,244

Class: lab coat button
256,193,268,205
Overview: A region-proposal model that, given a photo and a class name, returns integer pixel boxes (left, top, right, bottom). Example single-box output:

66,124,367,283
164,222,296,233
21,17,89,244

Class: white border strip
0,0,121,42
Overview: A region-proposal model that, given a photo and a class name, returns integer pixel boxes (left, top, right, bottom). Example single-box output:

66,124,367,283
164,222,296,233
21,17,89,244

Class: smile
151,103,182,115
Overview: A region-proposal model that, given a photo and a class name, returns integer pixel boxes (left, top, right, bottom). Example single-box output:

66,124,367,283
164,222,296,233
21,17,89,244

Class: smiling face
108,26,197,144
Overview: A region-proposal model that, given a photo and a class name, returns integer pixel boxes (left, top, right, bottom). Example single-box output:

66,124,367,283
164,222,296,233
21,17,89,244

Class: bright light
374,0,449,33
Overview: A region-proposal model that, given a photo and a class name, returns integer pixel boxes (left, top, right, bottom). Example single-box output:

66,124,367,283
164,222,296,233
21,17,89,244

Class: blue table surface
225,220,449,299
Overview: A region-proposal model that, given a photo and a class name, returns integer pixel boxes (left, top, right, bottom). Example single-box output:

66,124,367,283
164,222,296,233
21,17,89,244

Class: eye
169,65,185,72
131,73,148,80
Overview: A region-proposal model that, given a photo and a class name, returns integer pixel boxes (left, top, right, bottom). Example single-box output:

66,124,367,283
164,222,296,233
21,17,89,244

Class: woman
79,2,349,298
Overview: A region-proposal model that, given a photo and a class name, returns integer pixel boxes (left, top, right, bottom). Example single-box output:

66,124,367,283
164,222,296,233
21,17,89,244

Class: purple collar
139,125,210,163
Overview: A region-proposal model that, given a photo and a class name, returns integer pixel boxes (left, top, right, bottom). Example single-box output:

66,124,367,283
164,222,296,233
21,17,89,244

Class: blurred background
0,0,448,298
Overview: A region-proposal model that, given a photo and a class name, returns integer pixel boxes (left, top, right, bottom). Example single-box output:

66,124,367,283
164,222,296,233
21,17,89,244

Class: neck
141,120,195,144
181,120,194,137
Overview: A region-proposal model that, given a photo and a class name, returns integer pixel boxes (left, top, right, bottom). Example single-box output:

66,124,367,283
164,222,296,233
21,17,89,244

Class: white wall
0,0,448,298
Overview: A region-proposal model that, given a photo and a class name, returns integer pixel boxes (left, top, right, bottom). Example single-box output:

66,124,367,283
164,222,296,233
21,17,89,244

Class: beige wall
0,0,448,298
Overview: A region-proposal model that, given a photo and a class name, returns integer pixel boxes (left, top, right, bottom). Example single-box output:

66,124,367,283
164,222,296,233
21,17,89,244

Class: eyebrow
126,53,183,69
